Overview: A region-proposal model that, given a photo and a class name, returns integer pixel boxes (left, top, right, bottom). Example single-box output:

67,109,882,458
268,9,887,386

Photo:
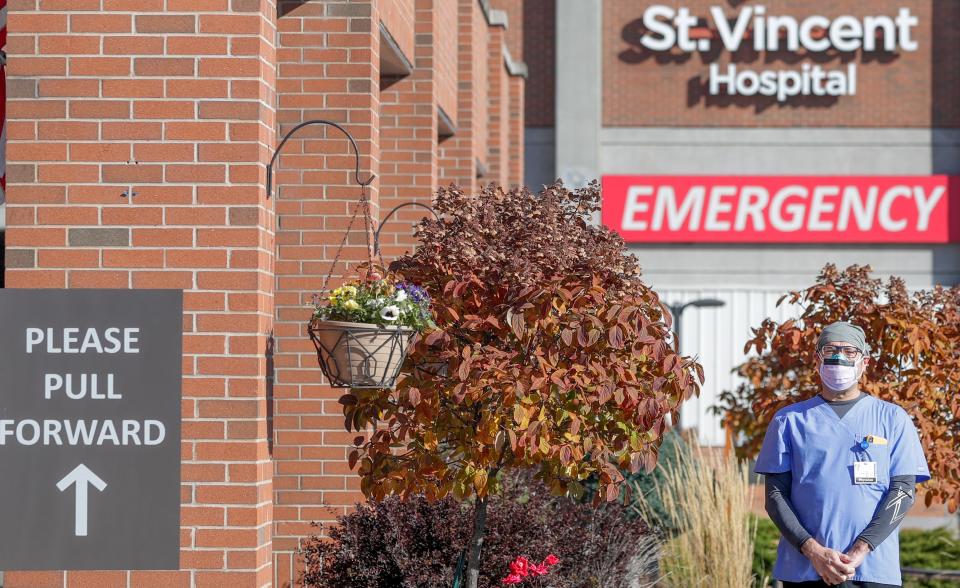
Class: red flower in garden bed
501,554,560,584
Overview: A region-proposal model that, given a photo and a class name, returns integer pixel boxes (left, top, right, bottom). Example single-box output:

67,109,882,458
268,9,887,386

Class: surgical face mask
819,355,862,392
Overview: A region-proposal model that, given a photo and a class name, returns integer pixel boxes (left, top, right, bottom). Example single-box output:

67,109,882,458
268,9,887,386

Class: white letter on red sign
705,186,736,231
808,186,839,231
914,186,945,232
878,186,911,232
652,186,705,231
734,187,769,231
837,186,878,231
770,186,807,232
622,186,653,231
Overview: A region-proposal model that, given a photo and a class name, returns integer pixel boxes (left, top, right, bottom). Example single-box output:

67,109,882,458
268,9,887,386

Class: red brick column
486,20,509,186
3,1,277,587
378,0,440,259
507,73,525,189
272,2,380,586
438,0,488,192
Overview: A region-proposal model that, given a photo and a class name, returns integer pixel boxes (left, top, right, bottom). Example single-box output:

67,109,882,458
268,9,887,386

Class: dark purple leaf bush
300,470,655,588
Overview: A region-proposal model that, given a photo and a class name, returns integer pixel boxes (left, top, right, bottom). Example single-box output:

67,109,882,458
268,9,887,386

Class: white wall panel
657,287,803,446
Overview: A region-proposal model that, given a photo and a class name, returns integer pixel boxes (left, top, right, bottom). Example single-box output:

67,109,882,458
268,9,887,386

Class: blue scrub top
755,394,930,585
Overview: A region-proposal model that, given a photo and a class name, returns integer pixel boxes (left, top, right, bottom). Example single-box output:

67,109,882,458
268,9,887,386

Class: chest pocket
853,442,891,485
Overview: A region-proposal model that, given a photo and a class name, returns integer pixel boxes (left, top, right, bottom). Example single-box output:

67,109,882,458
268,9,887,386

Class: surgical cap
817,321,870,353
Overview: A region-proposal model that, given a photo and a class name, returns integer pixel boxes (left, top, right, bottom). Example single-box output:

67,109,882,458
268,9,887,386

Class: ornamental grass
634,442,761,587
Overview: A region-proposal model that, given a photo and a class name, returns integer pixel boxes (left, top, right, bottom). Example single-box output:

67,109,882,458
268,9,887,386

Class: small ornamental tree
716,264,960,512
340,182,703,587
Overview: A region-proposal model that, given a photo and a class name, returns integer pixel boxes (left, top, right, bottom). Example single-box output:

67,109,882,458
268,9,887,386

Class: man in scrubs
756,321,930,587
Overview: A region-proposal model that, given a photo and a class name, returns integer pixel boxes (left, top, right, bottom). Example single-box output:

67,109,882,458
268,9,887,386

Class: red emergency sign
601,176,960,243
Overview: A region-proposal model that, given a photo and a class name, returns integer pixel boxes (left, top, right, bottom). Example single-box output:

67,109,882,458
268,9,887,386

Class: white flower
394,290,408,302
380,305,400,321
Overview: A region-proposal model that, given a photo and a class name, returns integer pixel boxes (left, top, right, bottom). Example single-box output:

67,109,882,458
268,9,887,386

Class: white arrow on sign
56,464,107,537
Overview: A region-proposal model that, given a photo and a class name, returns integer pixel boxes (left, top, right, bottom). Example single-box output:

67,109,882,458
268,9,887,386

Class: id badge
854,461,878,484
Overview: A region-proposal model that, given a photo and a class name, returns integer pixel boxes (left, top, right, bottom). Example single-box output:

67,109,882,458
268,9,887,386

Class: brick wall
2,1,526,586
379,0,415,66
4,1,278,587
438,0,483,192
491,0,522,61
491,0,526,188
521,0,554,128
378,0,439,260
272,1,380,586
471,2,490,180
486,23,508,185
435,0,458,120
603,0,960,127
508,73,525,188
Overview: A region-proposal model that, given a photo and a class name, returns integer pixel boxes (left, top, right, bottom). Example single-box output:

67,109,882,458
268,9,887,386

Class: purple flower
397,282,430,305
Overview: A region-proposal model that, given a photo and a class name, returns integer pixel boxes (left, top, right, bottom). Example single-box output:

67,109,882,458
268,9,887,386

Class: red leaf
550,369,567,386
587,329,601,347
408,387,421,407
425,329,445,346
452,383,466,402
608,325,624,349
605,484,618,502
598,383,613,404
511,311,525,340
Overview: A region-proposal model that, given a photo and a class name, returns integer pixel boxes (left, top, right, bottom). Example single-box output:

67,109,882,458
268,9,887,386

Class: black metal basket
308,319,415,388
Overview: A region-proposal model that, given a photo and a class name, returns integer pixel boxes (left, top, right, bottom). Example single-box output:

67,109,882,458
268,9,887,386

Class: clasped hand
801,539,869,585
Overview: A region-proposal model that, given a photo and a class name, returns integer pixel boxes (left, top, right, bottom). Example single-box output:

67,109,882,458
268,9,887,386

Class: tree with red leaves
338,182,702,587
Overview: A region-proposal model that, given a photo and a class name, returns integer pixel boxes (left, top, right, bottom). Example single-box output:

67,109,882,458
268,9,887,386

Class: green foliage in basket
312,279,435,331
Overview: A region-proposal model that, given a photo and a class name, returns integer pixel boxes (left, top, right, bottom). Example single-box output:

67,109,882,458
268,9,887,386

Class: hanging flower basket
309,320,415,388
266,118,440,389
310,277,435,389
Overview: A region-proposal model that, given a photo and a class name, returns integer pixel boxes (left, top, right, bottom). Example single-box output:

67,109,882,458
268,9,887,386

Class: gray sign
0,289,182,570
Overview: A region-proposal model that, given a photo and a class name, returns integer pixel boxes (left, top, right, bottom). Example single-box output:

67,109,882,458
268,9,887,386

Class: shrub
900,527,960,588
301,471,657,588
751,515,779,587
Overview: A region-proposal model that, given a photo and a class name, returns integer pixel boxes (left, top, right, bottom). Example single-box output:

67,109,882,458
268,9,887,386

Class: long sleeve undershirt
764,392,917,552
764,472,916,551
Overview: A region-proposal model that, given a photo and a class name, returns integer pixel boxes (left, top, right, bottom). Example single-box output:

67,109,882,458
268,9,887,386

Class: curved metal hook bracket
266,119,376,199
374,202,440,256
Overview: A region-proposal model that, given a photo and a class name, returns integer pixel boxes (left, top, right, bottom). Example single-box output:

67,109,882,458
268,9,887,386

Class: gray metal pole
669,303,685,433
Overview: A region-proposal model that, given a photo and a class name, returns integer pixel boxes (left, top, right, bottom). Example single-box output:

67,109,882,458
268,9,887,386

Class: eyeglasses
818,345,862,360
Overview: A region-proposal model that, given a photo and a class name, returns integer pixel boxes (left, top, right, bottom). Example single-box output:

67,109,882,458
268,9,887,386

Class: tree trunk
465,496,489,588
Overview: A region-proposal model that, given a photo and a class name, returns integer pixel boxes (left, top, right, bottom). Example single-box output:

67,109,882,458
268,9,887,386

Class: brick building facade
601,0,960,128
1,1,526,586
